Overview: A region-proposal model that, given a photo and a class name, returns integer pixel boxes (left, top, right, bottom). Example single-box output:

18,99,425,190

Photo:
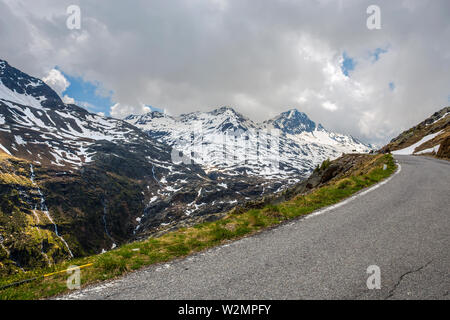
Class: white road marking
303,161,402,221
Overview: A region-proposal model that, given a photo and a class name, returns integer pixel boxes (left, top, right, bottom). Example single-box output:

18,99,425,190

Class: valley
0,59,374,274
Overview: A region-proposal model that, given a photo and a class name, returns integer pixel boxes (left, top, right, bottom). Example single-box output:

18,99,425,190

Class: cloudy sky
0,0,449,144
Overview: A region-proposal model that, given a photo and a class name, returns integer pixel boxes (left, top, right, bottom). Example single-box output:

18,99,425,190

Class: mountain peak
266,109,317,134
124,111,174,130
286,108,306,118
209,106,241,116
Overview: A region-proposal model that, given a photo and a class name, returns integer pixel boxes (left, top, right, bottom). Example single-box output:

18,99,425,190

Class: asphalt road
62,155,450,300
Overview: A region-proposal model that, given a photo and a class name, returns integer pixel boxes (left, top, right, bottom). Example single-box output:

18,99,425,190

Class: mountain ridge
124,105,374,180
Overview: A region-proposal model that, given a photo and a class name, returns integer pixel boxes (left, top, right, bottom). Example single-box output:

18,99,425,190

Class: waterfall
152,164,161,187
102,199,116,250
30,164,74,258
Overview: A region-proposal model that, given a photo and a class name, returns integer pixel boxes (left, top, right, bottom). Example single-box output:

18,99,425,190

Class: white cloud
110,103,150,119
42,68,70,95
322,101,338,111
42,68,75,104
62,95,75,104
1,0,449,144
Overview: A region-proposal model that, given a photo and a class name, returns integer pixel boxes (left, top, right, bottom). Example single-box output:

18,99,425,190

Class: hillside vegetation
0,149,149,276
0,153,396,300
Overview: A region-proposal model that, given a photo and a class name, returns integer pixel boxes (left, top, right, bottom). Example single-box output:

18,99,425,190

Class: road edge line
302,160,402,221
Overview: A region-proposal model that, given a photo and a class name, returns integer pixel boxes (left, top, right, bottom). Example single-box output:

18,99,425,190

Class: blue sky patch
56,68,164,116
58,68,114,115
370,47,388,62
146,105,164,113
341,52,355,77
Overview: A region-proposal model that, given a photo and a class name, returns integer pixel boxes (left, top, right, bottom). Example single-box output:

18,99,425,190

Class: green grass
0,154,396,300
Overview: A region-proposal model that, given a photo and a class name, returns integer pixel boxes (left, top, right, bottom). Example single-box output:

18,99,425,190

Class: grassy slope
0,154,396,300
0,149,152,275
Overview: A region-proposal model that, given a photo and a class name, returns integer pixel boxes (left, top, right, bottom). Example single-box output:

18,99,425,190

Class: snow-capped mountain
125,107,374,181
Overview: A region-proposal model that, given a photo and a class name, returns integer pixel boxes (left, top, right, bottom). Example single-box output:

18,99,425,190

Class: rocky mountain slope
380,106,450,159
0,60,277,274
0,59,374,274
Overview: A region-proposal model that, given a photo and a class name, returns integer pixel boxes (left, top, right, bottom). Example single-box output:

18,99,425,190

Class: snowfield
392,130,443,155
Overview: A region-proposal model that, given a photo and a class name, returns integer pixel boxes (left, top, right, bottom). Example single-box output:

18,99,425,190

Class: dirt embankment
436,136,450,159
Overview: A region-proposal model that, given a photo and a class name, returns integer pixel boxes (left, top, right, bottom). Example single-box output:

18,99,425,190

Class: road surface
62,155,450,300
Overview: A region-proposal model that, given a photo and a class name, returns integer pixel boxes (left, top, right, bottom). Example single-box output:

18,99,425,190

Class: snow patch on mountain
0,80,46,109
392,130,444,155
